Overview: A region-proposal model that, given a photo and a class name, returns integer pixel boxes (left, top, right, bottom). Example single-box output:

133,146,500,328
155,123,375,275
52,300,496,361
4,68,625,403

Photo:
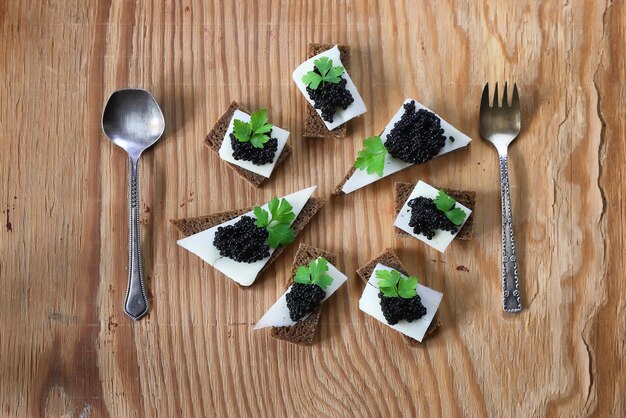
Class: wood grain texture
0,1,624,417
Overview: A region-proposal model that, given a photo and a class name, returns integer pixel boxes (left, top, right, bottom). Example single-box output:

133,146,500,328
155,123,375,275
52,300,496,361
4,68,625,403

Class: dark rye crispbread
394,182,476,240
357,248,441,347
270,243,338,346
170,196,326,285
170,208,251,237
204,101,292,187
303,43,351,139
331,166,356,195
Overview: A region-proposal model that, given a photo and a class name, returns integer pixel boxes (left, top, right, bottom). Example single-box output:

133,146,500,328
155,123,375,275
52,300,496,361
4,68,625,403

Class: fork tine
480,83,490,111
502,81,509,107
511,83,520,111
493,82,499,107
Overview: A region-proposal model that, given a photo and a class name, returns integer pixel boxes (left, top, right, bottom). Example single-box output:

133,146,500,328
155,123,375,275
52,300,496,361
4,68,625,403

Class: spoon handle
124,157,149,320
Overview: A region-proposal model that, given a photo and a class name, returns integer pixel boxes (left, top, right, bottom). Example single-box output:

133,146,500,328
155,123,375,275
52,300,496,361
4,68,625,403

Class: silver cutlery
479,82,522,313
102,89,165,320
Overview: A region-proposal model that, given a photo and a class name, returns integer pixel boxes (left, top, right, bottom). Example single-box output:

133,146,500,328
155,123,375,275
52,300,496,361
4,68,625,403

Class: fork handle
498,154,522,312
124,157,149,320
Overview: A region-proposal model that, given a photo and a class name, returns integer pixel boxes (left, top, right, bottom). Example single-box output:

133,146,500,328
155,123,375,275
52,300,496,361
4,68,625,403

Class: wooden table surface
1,1,625,417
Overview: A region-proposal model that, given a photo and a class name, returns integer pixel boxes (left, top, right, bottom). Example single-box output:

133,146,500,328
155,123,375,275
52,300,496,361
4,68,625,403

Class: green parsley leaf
314,273,333,290
266,222,295,248
301,57,346,90
253,206,270,228
254,123,272,134
267,197,279,215
231,109,273,149
302,71,323,90
309,257,328,278
445,207,466,226
433,189,467,226
271,198,295,224
294,266,311,284
325,65,345,83
376,270,400,297
250,133,269,148
250,109,268,132
376,269,419,299
376,269,401,287
314,56,333,75
379,286,398,298
397,276,418,298
292,257,333,290
309,257,333,290
433,189,456,212
354,136,387,177
254,197,297,249
233,119,252,143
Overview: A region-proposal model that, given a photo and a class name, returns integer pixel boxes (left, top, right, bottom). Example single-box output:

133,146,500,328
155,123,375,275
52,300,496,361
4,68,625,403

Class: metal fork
479,82,522,313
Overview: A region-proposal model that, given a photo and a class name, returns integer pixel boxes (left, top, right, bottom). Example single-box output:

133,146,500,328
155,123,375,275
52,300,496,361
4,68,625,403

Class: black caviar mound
213,216,270,263
407,196,458,239
385,101,447,164
306,71,354,123
286,282,326,321
379,293,427,325
229,130,278,166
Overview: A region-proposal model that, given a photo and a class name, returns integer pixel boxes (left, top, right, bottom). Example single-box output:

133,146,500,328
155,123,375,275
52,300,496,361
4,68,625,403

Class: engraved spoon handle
498,153,522,312
124,156,149,320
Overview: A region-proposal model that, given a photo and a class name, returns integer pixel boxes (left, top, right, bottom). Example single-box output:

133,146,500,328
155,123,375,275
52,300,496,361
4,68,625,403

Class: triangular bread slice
332,99,471,195
171,196,326,286
204,101,292,187
394,182,476,240
356,248,441,347
269,243,338,346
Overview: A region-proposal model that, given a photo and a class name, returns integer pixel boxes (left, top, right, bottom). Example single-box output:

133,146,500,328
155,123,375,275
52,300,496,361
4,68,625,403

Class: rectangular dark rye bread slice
204,101,292,187
303,43,351,139
269,243,338,346
170,196,326,285
356,248,441,347
394,182,476,240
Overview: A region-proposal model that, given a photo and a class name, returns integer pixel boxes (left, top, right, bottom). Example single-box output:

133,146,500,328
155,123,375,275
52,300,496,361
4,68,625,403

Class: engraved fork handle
124,157,149,320
498,154,522,312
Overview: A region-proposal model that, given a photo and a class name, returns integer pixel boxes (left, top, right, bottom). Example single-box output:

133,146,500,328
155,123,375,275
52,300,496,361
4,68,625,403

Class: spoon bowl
103,89,165,159
102,88,165,320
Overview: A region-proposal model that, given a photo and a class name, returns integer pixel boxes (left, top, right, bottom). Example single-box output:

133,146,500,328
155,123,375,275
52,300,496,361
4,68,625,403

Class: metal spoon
102,89,165,320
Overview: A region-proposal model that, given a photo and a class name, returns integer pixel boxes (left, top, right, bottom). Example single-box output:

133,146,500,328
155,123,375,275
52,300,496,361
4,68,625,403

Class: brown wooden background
1,1,624,417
